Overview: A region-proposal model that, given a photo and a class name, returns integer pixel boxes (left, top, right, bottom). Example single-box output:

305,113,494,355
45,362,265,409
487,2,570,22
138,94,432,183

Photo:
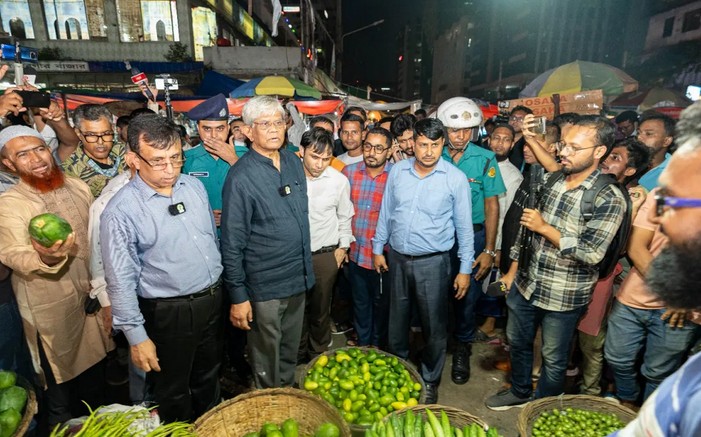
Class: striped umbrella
520,60,638,101
229,76,322,100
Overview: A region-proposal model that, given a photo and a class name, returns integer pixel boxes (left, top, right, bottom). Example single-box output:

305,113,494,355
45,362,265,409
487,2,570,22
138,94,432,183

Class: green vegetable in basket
262,422,281,436
315,422,340,437
531,407,625,437
243,433,259,437
0,372,16,390
0,408,21,437
281,418,299,437
0,386,26,413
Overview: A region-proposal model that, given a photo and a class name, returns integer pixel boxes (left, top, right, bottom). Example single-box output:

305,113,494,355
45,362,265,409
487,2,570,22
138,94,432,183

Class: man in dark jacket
220,96,315,388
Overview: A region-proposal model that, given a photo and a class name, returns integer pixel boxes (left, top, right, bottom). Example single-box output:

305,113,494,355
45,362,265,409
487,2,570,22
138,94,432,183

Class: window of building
43,0,106,40
1,0,35,39
115,0,179,42
663,17,674,37
682,8,701,33
191,6,217,61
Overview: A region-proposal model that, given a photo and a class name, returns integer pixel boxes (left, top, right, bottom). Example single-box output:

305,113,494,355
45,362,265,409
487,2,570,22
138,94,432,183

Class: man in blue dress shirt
372,118,475,404
101,114,224,422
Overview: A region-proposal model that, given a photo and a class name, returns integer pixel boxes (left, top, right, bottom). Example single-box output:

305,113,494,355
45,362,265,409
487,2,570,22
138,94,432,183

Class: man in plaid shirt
342,127,393,348
486,115,627,410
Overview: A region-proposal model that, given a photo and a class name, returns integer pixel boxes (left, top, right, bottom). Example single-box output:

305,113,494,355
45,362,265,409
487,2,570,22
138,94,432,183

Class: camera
155,76,179,90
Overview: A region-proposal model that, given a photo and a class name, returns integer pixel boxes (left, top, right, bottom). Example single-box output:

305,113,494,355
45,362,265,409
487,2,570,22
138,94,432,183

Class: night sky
342,0,422,89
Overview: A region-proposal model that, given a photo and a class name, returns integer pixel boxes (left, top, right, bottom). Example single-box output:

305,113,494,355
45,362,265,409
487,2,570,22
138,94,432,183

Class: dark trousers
387,249,450,384
139,286,224,422
38,338,106,428
453,228,486,342
300,251,339,357
348,261,389,347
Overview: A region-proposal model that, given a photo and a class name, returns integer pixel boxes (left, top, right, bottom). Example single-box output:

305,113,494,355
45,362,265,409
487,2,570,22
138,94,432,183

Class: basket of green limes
517,394,637,437
299,347,426,436
195,388,350,437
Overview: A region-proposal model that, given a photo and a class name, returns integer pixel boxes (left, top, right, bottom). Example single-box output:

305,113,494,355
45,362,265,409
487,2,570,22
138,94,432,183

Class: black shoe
424,382,439,404
451,342,471,385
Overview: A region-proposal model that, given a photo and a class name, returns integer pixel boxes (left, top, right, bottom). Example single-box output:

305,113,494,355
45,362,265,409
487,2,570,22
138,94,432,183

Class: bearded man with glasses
486,115,628,410
62,104,127,198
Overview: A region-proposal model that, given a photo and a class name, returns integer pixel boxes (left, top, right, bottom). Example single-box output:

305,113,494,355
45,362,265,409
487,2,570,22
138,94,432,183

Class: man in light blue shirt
101,114,223,422
372,118,474,404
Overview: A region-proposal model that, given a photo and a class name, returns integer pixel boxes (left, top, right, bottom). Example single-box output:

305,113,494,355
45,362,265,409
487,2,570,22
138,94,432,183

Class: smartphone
15,91,51,108
534,116,547,135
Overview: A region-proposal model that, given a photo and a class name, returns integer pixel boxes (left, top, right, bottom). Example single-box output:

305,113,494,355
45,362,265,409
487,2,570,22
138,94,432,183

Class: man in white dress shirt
298,127,355,361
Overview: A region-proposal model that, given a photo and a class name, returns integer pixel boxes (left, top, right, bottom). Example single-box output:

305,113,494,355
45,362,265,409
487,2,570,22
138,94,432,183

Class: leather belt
396,251,446,261
151,278,222,302
313,245,338,255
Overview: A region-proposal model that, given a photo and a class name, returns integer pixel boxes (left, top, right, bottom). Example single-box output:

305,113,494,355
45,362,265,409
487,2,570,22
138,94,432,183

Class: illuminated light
398,55,403,61
288,24,293,28
291,28,296,33
283,6,300,13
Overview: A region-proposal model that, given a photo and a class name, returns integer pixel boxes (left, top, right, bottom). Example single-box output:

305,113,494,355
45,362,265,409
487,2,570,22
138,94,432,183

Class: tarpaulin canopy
56,93,344,116
196,71,245,97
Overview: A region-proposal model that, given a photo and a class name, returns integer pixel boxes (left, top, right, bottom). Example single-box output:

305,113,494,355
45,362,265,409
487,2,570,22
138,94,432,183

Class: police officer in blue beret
183,93,241,227
183,94,253,385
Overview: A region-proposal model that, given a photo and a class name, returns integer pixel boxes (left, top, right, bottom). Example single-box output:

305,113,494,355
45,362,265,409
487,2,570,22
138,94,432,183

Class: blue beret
187,94,229,121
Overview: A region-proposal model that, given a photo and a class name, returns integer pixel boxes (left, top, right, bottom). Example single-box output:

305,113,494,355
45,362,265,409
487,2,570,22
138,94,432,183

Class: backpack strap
581,173,618,221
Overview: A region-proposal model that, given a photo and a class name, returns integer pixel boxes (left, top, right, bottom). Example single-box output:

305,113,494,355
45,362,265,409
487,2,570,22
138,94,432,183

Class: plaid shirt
509,169,626,311
342,161,393,269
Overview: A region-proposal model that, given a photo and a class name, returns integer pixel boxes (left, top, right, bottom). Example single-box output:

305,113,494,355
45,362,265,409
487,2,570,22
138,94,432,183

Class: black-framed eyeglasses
81,131,115,143
133,150,186,171
555,141,600,155
362,143,390,153
655,193,701,216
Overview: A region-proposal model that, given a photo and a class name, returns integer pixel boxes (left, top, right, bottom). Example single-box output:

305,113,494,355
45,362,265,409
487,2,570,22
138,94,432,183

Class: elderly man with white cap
0,126,112,428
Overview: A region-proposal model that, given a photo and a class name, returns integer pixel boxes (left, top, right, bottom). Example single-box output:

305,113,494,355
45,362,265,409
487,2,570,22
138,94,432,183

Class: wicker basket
300,347,426,436
194,388,351,437
517,394,637,436
12,375,37,437
387,405,488,430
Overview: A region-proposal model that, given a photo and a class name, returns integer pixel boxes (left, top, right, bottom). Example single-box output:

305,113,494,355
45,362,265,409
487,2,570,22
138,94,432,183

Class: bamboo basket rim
517,394,637,436
194,387,351,437
12,374,37,437
386,404,489,429
299,346,427,432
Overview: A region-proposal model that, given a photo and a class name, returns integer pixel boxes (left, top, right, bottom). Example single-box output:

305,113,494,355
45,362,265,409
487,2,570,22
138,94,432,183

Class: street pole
338,19,384,84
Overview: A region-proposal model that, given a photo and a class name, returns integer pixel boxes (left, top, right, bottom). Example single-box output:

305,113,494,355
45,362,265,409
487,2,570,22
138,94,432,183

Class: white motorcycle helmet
435,97,483,129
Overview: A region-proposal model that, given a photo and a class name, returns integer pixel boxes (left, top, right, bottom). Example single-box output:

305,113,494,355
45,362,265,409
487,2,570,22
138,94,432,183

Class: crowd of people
1,60,701,435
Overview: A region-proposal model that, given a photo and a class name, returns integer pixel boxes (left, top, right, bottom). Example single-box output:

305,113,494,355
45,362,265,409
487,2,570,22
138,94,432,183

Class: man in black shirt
221,96,315,388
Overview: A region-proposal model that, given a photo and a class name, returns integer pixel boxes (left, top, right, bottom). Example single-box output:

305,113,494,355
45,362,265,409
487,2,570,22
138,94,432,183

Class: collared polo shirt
442,142,506,224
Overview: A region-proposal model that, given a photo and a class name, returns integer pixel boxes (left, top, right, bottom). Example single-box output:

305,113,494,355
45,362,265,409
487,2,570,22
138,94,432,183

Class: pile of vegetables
303,349,422,425
0,371,27,437
49,405,196,437
366,409,502,437
531,407,626,437
242,419,341,437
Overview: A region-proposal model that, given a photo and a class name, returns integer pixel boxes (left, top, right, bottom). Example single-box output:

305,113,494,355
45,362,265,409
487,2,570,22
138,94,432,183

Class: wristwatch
483,249,497,258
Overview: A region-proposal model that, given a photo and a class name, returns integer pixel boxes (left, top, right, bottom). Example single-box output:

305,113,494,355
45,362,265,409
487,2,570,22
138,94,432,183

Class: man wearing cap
0,126,112,428
436,97,506,385
183,93,239,227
